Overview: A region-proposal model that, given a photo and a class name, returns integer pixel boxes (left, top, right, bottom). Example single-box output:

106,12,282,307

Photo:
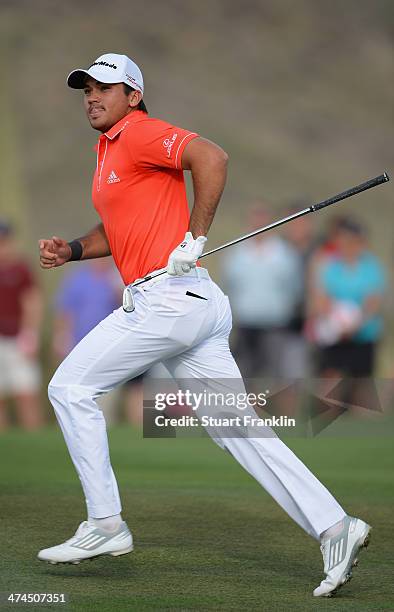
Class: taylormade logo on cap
90,60,118,70
67,53,144,94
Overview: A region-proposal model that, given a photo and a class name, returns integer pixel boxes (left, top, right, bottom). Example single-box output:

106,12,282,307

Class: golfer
38,53,370,597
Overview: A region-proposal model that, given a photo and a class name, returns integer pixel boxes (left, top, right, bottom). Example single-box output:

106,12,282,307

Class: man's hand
167,232,207,276
38,236,72,269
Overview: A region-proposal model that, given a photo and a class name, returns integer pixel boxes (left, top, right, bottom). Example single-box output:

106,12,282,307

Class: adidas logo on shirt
107,170,120,184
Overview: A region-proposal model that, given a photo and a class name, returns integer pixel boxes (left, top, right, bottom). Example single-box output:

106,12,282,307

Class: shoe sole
38,545,134,565
324,526,371,598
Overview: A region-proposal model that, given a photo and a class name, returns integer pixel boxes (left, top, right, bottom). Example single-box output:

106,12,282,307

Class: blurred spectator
0,221,44,430
52,259,143,425
53,259,123,424
52,258,121,360
308,217,386,378
222,205,304,379
315,216,345,260
284,202,317,338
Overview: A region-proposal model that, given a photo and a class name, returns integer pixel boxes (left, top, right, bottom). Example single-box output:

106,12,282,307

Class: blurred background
1,3,394,609
0,0,393,429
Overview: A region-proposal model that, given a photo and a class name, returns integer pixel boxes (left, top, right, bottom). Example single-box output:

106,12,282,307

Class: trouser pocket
144,278,215,348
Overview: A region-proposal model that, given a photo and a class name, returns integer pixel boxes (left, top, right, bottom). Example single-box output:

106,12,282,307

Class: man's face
83,78,141,132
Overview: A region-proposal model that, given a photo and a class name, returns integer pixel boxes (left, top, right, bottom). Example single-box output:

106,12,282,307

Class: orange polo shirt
92,110,198,285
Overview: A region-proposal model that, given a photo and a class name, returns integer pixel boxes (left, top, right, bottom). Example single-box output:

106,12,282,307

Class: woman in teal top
313,218,386,377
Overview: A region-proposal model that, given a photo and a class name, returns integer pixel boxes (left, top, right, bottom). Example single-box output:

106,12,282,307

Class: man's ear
129,90,142,109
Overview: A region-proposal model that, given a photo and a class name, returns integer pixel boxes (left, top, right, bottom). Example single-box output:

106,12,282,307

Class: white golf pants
48,268,345,540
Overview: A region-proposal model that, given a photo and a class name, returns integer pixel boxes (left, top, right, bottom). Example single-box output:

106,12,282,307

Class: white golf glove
167,231,207,276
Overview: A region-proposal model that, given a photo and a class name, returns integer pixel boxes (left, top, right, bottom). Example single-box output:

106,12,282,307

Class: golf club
131,172,390,289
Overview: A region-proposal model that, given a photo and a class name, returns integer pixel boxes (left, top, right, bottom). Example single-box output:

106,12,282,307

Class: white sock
321,518,345,541
89,514,122,533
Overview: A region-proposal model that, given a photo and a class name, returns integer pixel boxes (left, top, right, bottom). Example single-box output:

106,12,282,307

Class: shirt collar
102,110,146,141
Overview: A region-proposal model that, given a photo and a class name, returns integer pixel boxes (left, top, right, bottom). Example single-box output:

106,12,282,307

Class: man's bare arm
181,137,228,237
75,223,111,259
39,223,111,269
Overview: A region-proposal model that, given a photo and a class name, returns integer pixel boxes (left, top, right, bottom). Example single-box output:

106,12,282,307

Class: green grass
0,427,393,611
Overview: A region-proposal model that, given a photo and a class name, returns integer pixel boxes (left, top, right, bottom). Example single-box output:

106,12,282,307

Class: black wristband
68,240,83,261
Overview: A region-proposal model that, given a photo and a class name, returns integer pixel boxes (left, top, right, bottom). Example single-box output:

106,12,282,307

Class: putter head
122,286,135,312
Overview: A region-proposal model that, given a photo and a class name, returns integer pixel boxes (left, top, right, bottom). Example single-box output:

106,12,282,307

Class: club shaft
201,172,389,259
132,172,389,286
200,208,310,258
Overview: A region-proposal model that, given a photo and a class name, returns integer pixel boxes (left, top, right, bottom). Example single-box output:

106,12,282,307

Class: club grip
311,172,390,212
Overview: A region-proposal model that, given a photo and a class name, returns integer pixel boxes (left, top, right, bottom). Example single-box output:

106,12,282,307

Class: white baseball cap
67,53,144,93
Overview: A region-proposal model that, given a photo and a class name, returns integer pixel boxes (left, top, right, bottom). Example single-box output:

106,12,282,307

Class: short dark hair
123,83,148,113
336,216,366,237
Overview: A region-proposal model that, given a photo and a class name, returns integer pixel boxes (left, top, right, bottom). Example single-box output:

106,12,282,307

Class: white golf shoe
313,516,371,597
37,520,133,564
